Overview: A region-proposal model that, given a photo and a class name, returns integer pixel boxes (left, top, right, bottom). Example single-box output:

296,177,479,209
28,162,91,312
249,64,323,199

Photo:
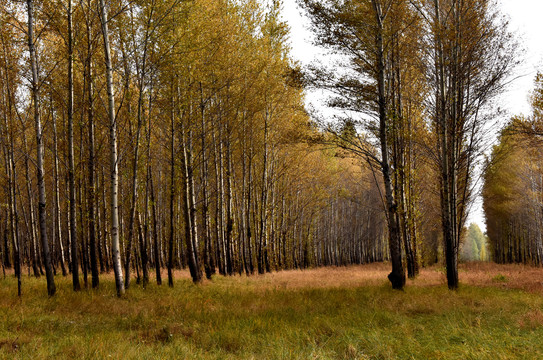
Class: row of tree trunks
0,0,402,297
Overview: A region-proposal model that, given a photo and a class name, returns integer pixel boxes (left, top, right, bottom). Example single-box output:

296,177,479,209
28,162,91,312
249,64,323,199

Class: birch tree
27,0,56,296
99,0,124,296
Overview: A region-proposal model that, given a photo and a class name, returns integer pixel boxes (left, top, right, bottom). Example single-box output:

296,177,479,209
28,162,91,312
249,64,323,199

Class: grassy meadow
0,263,542,359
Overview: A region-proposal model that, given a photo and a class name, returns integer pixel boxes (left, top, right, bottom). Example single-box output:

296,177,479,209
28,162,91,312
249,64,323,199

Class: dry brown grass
8,261,543,294
196,261,543,294
218,262,392,290
457,262,543,294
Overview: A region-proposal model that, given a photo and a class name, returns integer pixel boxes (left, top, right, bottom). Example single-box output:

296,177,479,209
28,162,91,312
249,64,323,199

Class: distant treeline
484,76,543,265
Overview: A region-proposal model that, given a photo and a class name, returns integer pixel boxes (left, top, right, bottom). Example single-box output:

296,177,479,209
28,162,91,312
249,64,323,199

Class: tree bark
66,0,80,291
372,0,405,290
99,0,124,296
199,84,214,279
87,46,99,288
136,211,148,287
433,0,458,290
149,166,161,285
52,100,67,277
27,0,56,296
22,120,40,278
1,47,21,293
167,87,175,287
181,125,202,283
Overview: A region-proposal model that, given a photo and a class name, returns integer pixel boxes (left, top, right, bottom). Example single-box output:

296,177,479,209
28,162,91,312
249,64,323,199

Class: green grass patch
0,270,542,359
492,274,508,283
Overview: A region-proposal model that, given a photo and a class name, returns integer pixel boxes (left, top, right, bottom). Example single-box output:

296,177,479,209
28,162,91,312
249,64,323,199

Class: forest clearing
3,0,543,358
1,263,543,359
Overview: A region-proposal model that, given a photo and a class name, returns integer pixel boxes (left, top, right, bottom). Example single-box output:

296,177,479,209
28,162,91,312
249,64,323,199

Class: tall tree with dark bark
421,0,518,289
300,0,408,289
67,0,81,292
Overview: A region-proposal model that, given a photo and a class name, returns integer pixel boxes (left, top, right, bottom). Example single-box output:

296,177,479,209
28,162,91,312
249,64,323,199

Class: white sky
281,0,543,233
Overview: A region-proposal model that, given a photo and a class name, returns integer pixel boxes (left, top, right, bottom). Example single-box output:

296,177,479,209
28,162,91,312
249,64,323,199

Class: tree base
388,271,406,290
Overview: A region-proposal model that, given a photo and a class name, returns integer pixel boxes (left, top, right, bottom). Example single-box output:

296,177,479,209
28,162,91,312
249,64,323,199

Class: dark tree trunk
167,89,175,287
373,0,405,290
136,212,149,287
181,126,202,283
199,90,214,279
67,0,80,292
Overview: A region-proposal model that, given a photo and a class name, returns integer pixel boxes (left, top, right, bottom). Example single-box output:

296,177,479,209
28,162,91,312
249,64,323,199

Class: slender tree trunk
199,85,214,279
123,109,142,289
87,54,99,288
181,126,202,283
52,101,67,277
2,58,21,293
79,167,88,288
225,132,234,275
99,0,124,296
257,111,270,274
100,165,110,272
9,153,20,296
372,0,405,290
433,0,458,290
149,167,161,285
22,133,40,278
28,0,56,296
97,184,105,274
246,146,254,274
136,211,148,287
212,117,225,275
145,78,161,286
167,89,175,287
122,62,145,290
49,96,57,275
67,0,80,291
240,130,250,275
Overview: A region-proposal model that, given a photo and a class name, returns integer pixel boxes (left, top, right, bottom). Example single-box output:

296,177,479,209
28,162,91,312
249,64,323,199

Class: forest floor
0,262,543,359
